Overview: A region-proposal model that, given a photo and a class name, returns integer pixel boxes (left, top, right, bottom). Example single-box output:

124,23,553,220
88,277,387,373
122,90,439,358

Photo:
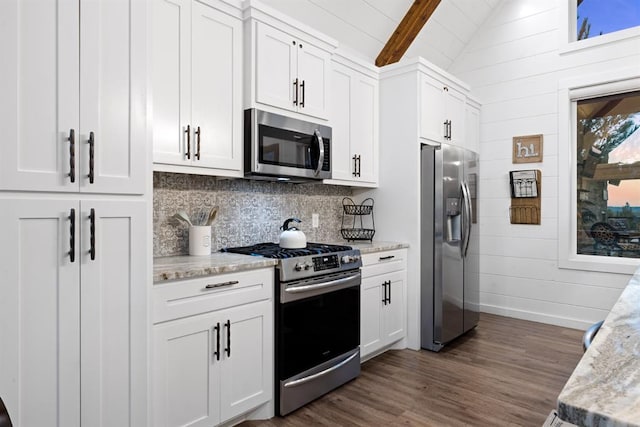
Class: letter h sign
512,134,543,164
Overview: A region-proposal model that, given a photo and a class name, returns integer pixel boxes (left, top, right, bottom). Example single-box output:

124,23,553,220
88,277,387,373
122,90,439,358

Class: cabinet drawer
153,268,273,323
361,249,407,278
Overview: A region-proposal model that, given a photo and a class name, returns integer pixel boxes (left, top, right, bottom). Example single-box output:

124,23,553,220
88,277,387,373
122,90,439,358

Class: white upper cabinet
253,22,331,120
255,23,298,112
326,55,379,187
152,0,243,177
420,73,466,147
465,98,481,154
0,0,147,194
245,1,337,121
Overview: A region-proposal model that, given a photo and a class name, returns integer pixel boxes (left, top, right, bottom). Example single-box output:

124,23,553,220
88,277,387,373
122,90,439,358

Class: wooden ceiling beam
375,0,441,67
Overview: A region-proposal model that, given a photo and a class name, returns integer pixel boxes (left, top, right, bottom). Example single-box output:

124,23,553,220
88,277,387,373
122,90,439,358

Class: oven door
277,270,360,381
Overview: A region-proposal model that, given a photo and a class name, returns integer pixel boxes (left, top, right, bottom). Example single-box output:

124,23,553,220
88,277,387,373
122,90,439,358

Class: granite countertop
346,241,409,254
153,241,408,284
153,253,278,283
558,264,640,426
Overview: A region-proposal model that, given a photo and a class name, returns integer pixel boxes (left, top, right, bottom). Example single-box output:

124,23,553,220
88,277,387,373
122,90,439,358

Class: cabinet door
465,103,480,153
80,200,147,427
0,0,80,192
153,313,220,427
384,271,406,345
446,86,466,146
80,0,147,194
152,0,192,166
360,275,384,358
0,199,81,426
328,65,353,181
351,75,378,184
255,23,297,112
219,300,273,423
419,75,446,144
296,41,330,120
191,2,242,172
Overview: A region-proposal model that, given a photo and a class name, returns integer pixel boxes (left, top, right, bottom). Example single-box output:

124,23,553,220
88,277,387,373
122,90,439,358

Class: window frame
558,68,640,274
559,0,640,55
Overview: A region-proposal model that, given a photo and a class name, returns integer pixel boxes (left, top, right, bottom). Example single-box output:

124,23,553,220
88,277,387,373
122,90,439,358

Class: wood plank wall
448,0,639,328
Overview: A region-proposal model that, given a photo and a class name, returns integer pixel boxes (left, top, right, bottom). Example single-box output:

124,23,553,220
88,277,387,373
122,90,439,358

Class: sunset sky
608,180,640,207
607,126,640,207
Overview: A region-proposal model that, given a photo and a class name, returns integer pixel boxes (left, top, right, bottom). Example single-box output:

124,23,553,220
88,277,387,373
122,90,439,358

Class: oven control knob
303,261,313,270
294,263,304,271
342,255,353,264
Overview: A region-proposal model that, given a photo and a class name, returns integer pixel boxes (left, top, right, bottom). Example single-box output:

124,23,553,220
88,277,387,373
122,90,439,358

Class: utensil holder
189,225,212,256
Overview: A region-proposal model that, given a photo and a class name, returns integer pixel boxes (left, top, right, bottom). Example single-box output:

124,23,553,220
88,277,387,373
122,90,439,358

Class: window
576,91,640,259
559,71,640,274
561,0,640,54
576,0,640,40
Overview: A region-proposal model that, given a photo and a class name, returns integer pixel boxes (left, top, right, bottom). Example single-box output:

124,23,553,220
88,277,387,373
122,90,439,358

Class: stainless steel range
222,242,362,415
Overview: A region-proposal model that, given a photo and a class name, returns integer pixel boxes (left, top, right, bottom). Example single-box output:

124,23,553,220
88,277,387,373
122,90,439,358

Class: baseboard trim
480,304,594,330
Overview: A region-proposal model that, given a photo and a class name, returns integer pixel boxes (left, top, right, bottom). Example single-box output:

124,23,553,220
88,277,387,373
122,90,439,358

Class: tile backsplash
154,172,354,257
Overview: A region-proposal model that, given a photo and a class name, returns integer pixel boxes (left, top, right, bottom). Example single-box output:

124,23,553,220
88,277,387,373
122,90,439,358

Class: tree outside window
576,91,640,258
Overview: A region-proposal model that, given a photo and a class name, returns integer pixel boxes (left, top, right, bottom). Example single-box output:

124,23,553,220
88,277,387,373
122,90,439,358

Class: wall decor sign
512,134,543,163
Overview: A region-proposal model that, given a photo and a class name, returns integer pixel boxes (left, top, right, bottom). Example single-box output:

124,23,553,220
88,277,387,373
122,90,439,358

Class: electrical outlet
312,213,319,228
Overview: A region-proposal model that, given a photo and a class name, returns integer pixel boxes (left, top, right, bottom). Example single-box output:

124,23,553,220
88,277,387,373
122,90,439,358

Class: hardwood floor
240,313,585,427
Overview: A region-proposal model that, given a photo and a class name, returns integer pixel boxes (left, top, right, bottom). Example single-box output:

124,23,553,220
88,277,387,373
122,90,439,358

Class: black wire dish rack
341,197,375,241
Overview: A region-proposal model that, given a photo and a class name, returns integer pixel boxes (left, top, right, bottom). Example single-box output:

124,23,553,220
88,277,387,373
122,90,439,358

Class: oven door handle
283,350,359,388
284,273,360,294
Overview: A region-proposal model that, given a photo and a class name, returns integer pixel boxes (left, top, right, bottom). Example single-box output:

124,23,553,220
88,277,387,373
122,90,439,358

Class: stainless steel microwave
244,109,331,182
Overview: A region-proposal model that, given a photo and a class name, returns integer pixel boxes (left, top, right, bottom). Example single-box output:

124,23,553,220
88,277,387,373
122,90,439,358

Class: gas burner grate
222,242,353,259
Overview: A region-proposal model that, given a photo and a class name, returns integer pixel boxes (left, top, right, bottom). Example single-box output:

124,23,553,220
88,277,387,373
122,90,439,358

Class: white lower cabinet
360,249,407,360
0,198,148,427
152,269,274,427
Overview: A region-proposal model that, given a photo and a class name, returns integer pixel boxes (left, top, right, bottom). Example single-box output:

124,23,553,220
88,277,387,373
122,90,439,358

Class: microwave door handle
313,129,324,176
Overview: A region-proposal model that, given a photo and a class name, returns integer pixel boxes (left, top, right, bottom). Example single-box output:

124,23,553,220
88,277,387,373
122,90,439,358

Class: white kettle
279,218,307,249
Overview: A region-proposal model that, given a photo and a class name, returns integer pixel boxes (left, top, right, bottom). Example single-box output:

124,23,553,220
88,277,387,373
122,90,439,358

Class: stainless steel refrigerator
421,142,479,352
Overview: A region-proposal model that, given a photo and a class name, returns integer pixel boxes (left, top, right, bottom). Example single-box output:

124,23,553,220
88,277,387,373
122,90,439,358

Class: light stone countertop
345,240,409,254
153,241,408,284
558,264,640,427
153,253,278,283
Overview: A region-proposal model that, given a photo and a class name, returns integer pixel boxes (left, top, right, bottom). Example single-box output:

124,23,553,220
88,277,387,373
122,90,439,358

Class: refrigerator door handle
461,181,473,258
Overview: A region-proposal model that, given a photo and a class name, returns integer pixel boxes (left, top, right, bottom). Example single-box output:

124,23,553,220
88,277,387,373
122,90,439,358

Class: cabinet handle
293,78,299,106
213,323,220,361
68,129,76,183
300,80,305,108
205,280,239,290
68,208,76,263
89,208,96,261
357,155,361,177
379,255,395,261
387,280,391,304
225,319,231,357
352,155,358,177
448,120,452,140
185,125,191,159
382,281,386,305
443,120,448,139
88,131,95,183
195,126,201,160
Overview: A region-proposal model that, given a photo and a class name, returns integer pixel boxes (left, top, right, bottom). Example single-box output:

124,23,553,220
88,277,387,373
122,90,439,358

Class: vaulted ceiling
259,0,501,70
